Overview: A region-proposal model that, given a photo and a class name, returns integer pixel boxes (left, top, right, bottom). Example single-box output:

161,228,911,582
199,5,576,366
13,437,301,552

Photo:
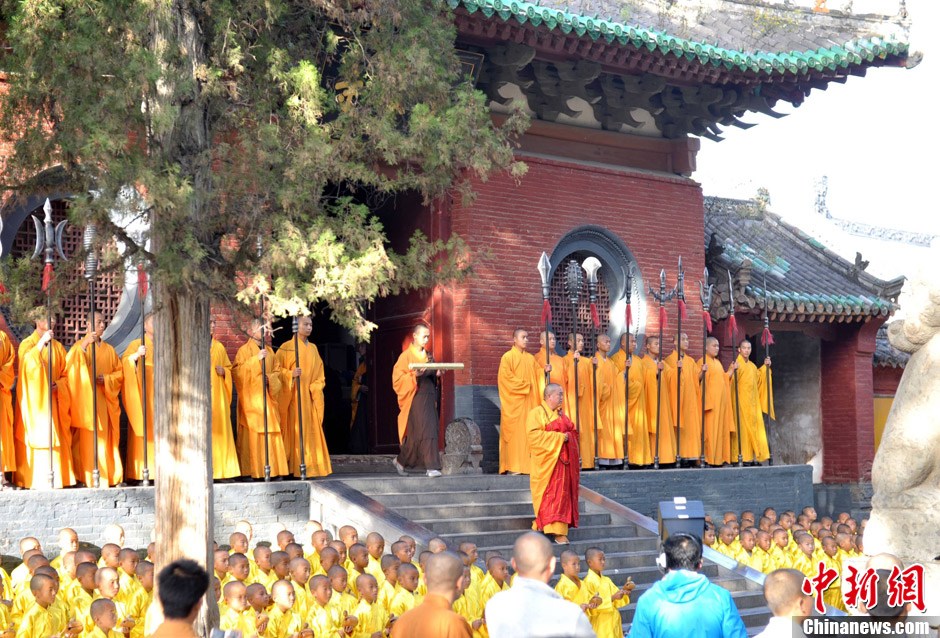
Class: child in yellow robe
266,579,305,638
452,568,483,636
582,548,632,638
351,574,389,638
377,557,400,616
16,573,57,638
554,551,594,611
87,598,123,638
219,582,259,637
307,575,342,637
821,537,845,612
388,563,421,618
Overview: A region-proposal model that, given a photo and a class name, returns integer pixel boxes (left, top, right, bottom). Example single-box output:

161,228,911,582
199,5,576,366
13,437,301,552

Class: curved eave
450,0,910,81
732,285,897,324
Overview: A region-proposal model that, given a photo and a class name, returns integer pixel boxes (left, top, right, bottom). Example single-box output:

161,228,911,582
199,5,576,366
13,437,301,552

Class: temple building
0,0,914,499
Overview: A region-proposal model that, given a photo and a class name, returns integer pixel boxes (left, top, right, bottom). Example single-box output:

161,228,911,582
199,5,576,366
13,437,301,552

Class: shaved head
763,568,810,616
428,538,447,553
511,532,554,580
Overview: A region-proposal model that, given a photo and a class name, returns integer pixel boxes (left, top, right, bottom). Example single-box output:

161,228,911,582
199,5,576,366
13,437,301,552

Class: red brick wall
873,365,903,396
820,320,882,482
450,154,705,388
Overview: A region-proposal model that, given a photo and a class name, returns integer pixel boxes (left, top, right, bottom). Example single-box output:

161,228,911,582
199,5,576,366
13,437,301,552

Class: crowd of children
704,505,867,612
0,517,650,638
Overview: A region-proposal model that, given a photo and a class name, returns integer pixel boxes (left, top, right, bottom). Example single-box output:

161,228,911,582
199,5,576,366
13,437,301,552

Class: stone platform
0,463,812,561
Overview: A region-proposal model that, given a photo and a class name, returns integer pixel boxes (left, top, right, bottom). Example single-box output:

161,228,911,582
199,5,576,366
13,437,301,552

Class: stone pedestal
442,417,483,475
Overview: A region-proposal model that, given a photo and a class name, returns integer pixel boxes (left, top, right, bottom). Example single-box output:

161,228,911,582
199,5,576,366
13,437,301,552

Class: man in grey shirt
485,532,596,638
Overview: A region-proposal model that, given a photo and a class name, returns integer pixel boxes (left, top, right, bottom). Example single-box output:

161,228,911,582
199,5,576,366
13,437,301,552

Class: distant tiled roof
704,196,903,323
450,0,910,76
874,324,909,368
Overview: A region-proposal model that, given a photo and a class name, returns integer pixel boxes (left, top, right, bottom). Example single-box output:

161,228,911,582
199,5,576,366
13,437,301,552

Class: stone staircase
337,474,770,635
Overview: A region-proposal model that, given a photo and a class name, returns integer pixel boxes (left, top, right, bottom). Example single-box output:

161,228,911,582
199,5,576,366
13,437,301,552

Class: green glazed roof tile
452,0,908,77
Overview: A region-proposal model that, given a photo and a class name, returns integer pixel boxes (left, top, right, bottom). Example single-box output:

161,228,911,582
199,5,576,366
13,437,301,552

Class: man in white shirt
485,532,596,638
755,568,813,638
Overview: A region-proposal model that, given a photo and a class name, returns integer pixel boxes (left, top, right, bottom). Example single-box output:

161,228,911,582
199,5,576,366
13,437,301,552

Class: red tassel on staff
727,314,738,343
541,299,552,324
41,263,54,292
626,304,632,331
761,326,775,347
0,282,6,294
659,306,668,333
137,263,148,300
702,310,712,333
678,298,687,321
590,302,600,329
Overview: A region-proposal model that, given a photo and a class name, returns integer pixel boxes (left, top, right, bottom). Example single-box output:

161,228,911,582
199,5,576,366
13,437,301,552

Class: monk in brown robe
526,383,579,543
391,324,442,477
497,329,540,475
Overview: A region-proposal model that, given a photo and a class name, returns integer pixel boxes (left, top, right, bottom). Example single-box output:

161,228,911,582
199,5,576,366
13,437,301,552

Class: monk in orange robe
637,336,677,465
664,333,702,464
14,315,74,489
729,339,774,464
563,333,594,470
0,329,15,480
275,315,331,477
611,334,651,466
66,312,124,486
535,331,568,413
122,314,154,481
593,334,619,466
698,337,736,466
210,320,241,479
391,324,442,476
497,329,541,475
232,320,289,479
526,383,579,543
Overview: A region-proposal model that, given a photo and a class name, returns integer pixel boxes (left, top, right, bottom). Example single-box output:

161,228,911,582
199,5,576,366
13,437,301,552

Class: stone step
340,475,531,494
372,489,534,508
481,547,661,573
386,500,587,520
450,526,657,551
548,562,722,587
415,512,612,535
620,587,768,625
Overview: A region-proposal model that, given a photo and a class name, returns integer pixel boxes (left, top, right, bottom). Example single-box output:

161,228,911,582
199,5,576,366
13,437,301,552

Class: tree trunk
149,1,217,636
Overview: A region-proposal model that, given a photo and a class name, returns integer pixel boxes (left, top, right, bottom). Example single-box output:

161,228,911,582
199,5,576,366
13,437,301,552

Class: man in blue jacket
630,533,748,638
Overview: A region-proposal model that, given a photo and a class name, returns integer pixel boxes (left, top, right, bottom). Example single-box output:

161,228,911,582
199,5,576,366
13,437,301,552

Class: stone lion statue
867,273,940,615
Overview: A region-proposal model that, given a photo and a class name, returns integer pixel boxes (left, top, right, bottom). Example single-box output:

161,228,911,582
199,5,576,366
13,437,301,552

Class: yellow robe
308,600,341,637
232,339,290,479
452,587,482,632
564,352,595,470
821,553,845,612
266,605,304,638
83,627,123,638
377,581,397,615
219,607,257,636
554,574,585,605
594,354,621,462
638,355,677,464
391,345,428,443
66,338,124,486
352,598,389,638
121,336,154,481
582,570,628,638
0,330,15,473
364,555,384,586
275,338,332,477
730,355,774,462
15,603,53,638
698,355,735,465
210,339,241,479
0,603,11,635
664,351,702,461
14,330,74,489
525,402,569,536
497,346,541,474
534,350,569,415
613,354,651,466
754,547,776,573
388,588,420,618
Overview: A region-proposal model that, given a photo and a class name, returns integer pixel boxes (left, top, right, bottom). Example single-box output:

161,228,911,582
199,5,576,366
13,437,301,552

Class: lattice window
7,200,123,346
548,252,611,356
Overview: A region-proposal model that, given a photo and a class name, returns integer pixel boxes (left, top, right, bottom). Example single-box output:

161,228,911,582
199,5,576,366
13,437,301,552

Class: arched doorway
547,225,647,354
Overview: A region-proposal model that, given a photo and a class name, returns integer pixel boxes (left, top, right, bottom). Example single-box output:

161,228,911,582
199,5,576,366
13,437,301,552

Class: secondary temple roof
704,196,904,323
451,0,912,139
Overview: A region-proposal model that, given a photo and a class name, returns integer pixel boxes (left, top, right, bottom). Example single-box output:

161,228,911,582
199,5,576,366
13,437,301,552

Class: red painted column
820,319,883,482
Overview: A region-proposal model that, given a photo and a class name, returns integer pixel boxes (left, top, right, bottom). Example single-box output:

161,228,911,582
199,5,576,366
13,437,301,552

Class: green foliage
0,0,528,339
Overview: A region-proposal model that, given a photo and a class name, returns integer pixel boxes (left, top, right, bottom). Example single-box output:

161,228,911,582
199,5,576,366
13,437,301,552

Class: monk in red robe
526,383,580,544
